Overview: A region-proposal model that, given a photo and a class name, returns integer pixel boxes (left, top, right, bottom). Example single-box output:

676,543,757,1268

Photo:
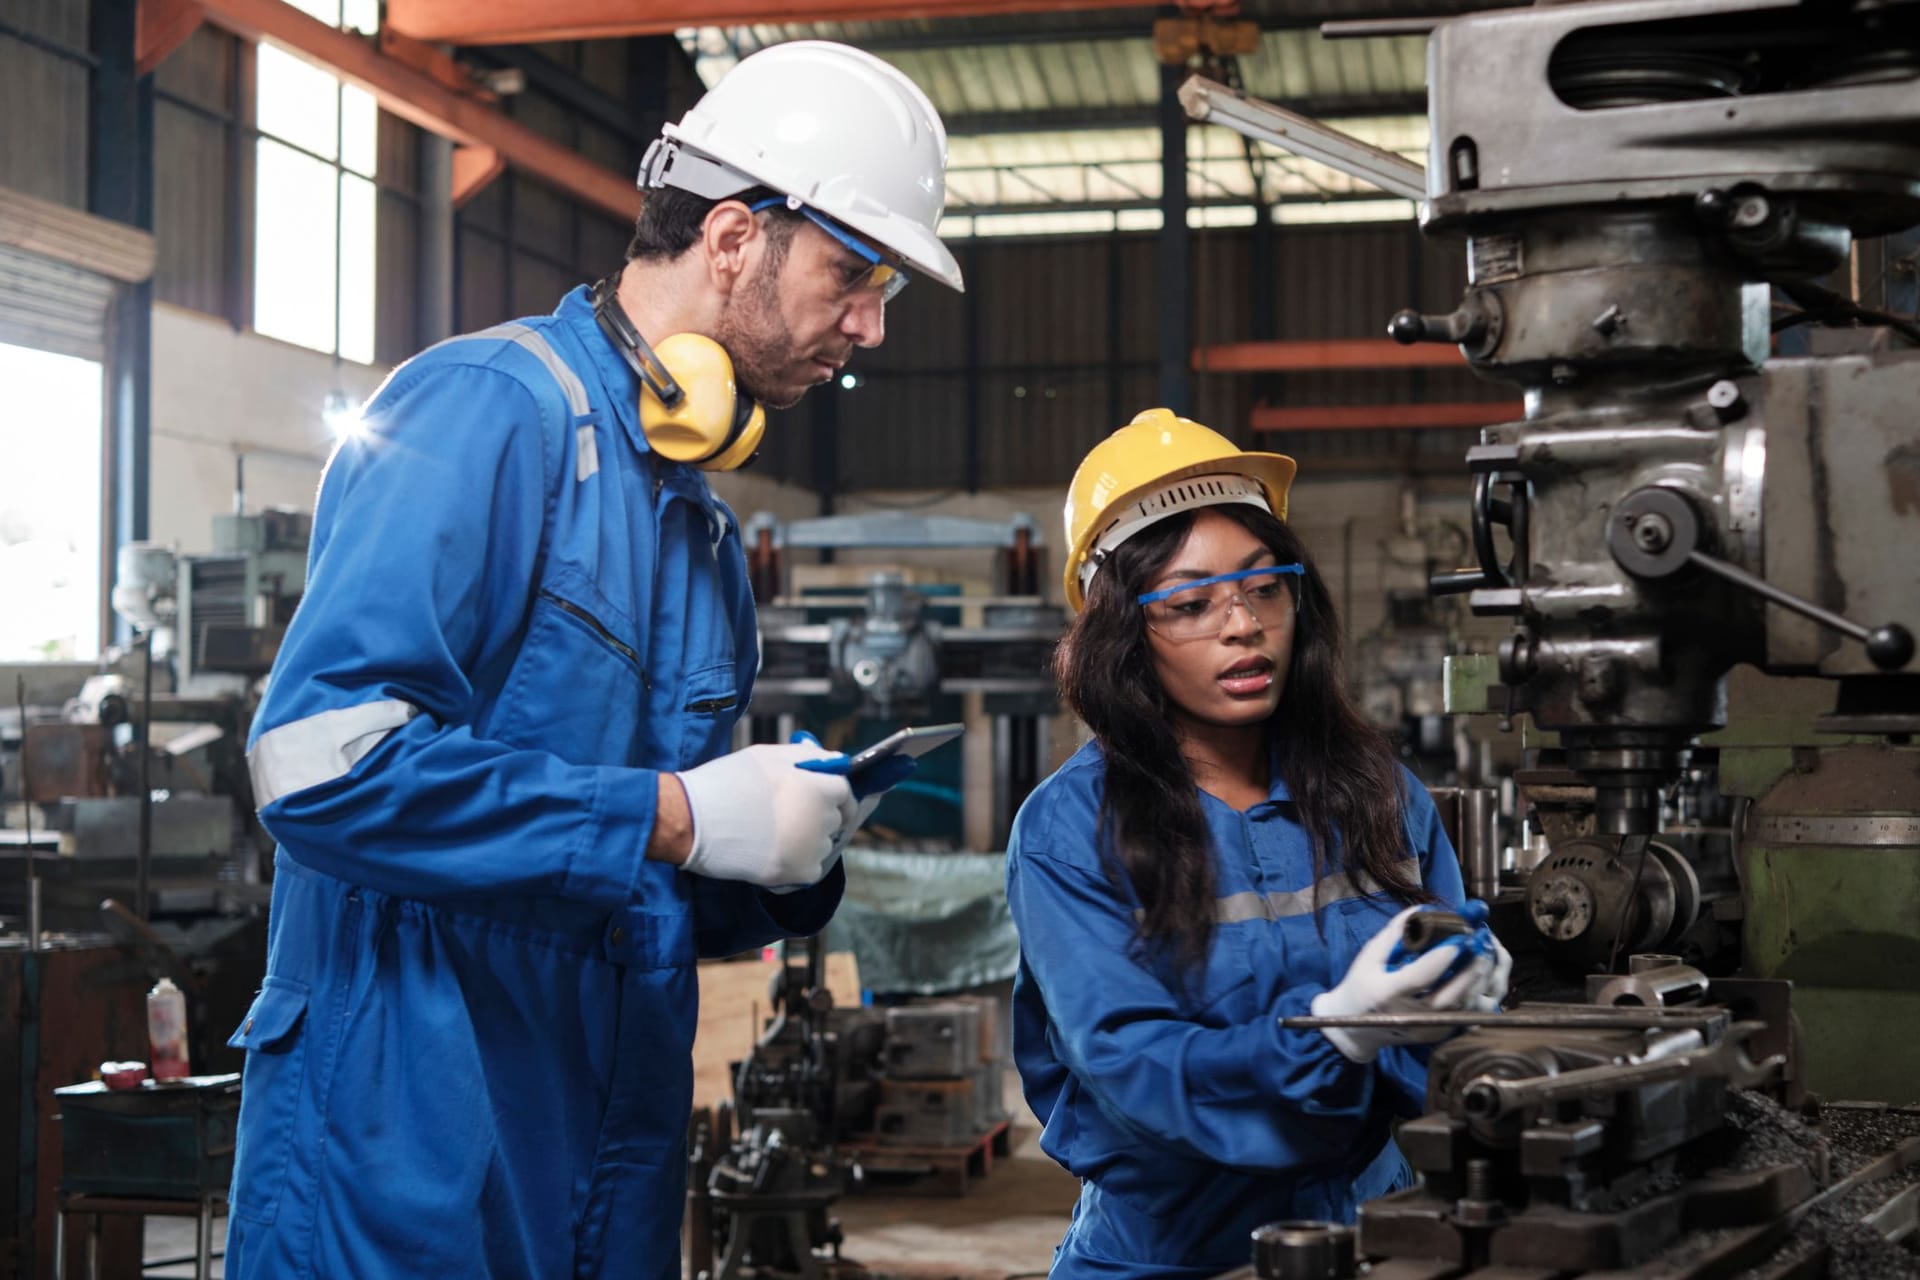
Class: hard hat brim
1063,449,1298,612
658,125,966,293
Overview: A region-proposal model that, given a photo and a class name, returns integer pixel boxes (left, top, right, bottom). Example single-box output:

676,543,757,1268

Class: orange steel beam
1195,339,1469,373
388,0,1151,44
184,0,638,222
452,146,506,206
137,0,206,76
1251,401,1523,432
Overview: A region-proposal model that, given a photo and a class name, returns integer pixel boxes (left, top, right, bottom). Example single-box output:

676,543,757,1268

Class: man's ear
702,200,757,296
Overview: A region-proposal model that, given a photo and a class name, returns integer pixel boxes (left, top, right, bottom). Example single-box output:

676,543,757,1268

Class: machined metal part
1249,1220,1357,1280
1594,962,1711,1009
1524,835,1701,971
1454,1020,1783,1127
1401,909,1474,955
1423,0,1920,235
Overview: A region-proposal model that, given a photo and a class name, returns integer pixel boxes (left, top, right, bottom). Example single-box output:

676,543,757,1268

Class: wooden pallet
841,1120,1013,1198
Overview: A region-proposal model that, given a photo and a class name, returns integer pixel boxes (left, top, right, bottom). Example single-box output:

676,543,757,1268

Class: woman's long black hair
1054,502,1432,980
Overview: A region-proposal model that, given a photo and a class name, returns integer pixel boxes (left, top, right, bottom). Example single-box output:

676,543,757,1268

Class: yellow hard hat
1062,408,1297,612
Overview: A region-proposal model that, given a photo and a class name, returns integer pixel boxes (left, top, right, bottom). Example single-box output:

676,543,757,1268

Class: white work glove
1309,905,1499,1063
675,742,858,890
1467,930,1513,1013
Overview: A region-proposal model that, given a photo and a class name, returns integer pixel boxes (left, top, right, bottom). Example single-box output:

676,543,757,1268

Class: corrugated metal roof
671,5,1470,220
682,28,1428,117
935,114,1425,215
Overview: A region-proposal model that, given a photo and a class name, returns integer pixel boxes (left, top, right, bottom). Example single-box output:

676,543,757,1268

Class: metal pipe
419,133,455,346
1281,1010,1710,1030
136,629,155,920
1158,61,1192,414
1461,786,1500,899
16,675,39,951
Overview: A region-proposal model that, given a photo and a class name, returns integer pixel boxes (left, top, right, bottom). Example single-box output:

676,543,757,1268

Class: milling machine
1181,0,1920,1272
1190,0,1920,1099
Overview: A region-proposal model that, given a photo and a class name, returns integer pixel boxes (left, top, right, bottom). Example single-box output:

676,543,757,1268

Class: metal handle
1429,470,1528,598
1389,307,1485,346
1685,550,1915,671
1607,486,1914,671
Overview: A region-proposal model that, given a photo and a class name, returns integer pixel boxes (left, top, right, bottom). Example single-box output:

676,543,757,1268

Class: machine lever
1429,570,1490,596
1389,306,1486,346
1608,485,1914,671
1685,550,1915,671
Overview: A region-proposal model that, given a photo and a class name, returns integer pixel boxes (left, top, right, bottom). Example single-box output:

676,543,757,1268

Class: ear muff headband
590,275,765,471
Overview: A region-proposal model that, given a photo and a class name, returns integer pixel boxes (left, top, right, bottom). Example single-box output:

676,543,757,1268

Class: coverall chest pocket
677,661,739,769
226,977,310,1226
1192,921,1257,1018
495,564,646,766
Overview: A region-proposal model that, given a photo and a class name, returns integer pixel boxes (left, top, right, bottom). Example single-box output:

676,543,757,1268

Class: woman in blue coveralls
1008,410,1512,1278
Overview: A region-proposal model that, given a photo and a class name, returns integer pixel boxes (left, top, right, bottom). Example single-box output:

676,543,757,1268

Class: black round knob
1252,1221,1357,1280
1695,187,1731,224
1387,310,1426,345
1867,624,1915,671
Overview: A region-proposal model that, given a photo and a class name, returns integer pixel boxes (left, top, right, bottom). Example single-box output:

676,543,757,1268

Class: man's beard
713,258,805,411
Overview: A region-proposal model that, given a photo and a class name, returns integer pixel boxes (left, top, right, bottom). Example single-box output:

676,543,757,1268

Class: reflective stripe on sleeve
250,699,420,807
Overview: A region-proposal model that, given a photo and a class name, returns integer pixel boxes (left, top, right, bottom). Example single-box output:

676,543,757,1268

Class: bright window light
254,6,378,362
256,44,339,161
338,174,377,364
0,344,103,660
254,139,339,354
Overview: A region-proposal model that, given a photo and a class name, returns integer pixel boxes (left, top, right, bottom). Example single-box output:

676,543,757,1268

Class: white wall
150,303,825,553
149,303,389,553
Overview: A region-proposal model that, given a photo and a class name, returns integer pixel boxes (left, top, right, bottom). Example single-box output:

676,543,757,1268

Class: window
0,344,104,661
253,0,379,362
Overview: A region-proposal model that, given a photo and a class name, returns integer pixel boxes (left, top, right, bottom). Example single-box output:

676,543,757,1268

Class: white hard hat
639,41,964,293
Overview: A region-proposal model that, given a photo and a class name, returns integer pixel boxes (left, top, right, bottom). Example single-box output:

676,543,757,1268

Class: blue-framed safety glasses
1137,563,1304,642
749,196,909,302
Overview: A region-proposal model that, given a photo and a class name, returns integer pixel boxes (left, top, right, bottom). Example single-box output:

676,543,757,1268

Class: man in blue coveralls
224,42,964,1278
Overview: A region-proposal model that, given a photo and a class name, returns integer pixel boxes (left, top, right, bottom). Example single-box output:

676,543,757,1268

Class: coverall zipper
540,590,640,664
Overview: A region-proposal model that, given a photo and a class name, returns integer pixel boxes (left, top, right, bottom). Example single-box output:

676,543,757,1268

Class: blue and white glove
792,730,919,856
1383,900,1511,1013
1309,904,1502,1063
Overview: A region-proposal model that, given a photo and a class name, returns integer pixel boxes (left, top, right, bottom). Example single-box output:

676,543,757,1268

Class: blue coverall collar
556,284,655,459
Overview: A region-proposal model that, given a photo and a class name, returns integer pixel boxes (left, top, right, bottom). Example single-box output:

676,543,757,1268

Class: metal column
1157,61,1191,415
419,136,456,346
90,0,155,582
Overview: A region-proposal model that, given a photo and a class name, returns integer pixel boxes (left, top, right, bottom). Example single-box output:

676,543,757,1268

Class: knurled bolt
1631,512,1674,553
1466,1158,1495,1201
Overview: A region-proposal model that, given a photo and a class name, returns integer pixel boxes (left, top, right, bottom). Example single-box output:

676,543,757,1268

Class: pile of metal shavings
1718,1089,1833,1178
1721,1100,1920,1279
1824,1105,1920,1175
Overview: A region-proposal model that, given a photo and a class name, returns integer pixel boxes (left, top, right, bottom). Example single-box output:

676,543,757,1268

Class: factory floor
831,1119,1076,1279
142,1121,1075,1280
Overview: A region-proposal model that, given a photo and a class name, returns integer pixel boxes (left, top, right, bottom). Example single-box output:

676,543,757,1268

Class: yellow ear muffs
636,332,765,471
591,273,764,472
